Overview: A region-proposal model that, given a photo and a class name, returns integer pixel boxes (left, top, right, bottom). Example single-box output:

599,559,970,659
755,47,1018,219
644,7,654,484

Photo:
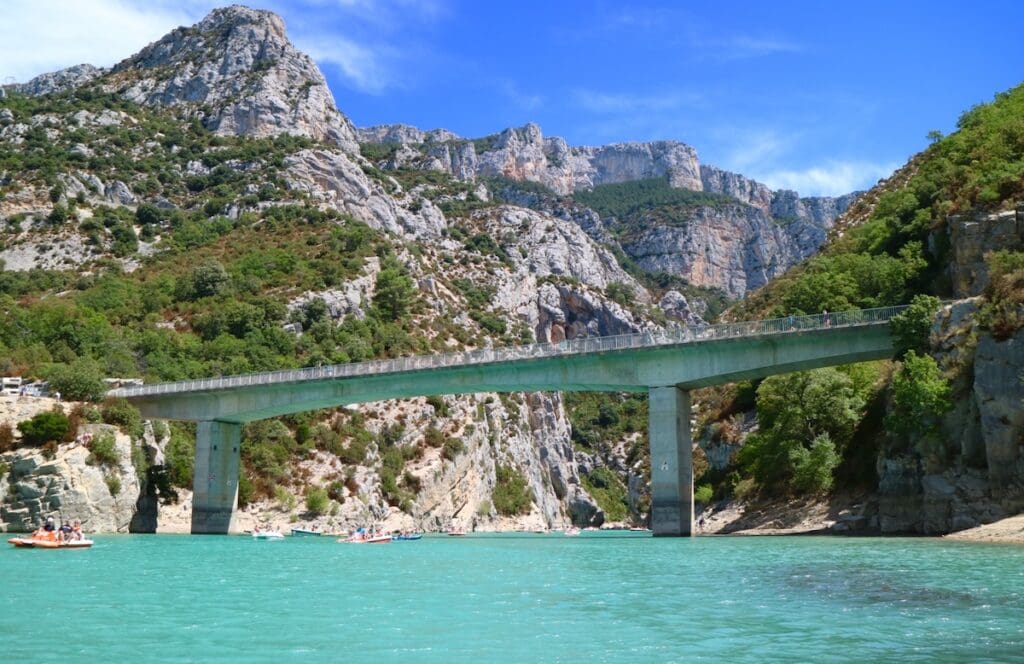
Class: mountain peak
107,4,357,151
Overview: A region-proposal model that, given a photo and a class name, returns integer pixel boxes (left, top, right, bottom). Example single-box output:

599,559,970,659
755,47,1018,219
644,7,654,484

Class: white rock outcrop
108,5,358,151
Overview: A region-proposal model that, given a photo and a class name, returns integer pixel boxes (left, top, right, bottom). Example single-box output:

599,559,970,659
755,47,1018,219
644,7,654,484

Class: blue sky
2,1,1023,196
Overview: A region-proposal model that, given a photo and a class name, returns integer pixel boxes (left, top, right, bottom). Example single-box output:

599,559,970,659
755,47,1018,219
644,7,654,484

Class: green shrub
605,281,634,307
305,486,329,515
492,464,533,516
274,485,296,510
694,484,714,505
105,474,121,495
165,424,195,488
372,262,416,320
425,395,449,417
100,399,144,439
337,437,368,465
44,358,106,402
980,250,1024,339
17,411,70,446
87,431,120,467
327,480,346,504
886,351,952,440
789,434,840,493
0,423,14,453
423,426,445,448
890,294,942,356
442,437,465,461
237,474,254,507
581,467,628,521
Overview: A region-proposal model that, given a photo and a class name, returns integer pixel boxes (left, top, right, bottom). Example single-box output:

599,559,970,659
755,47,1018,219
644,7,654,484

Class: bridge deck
110,306,905,423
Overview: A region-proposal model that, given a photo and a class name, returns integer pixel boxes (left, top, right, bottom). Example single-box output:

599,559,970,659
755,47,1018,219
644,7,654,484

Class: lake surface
2,532,1023,662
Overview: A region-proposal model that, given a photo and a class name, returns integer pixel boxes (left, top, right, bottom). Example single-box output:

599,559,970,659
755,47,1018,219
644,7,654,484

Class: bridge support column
192,421,241,535
648,386,693,537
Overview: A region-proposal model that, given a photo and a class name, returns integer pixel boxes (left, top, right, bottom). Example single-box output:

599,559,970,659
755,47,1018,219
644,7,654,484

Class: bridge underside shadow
125,324,895,536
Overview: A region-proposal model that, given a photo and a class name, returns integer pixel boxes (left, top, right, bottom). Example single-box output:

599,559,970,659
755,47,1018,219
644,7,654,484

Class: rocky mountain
712,81,1024,535
357,122,857,298
11,2,1015,541
6,5,358,152
357,122,702,194
0,5,675,534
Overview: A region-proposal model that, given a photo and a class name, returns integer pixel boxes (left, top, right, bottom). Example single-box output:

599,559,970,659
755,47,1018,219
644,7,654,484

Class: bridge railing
109,304,908,398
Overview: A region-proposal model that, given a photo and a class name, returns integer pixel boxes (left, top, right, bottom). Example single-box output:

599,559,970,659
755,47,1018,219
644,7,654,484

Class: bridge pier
192,421,241,534
648,386,693,537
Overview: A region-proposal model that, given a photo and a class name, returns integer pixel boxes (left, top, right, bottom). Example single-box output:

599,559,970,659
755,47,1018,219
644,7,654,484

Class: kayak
9,537,93,549
393,534,423,541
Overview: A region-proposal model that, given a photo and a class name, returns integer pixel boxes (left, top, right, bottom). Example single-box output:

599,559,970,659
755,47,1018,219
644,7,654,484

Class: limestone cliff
619,203,804,300
7,64,102,97
875,300,1024,534
360,122,702,195
360,124,855,297
6,6,358,151
0,399,144,533
858,204,1024,534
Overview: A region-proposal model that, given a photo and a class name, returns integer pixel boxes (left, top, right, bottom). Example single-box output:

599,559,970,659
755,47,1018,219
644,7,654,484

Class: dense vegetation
711,83,1024,501
0,88,495,513
574,178,735,222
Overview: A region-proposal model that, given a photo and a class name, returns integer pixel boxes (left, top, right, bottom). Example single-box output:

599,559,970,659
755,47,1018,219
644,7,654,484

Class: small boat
290,528,322,537
252,530,285,540
564,527,581,537
629,527,650,532
340,534,392,544
9,536,93,549
447,530,466,537
393,533,423,541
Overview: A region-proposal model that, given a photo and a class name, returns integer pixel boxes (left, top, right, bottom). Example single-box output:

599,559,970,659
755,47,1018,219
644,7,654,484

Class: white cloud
0,0,217,83
695,35,802,61
724,130,789,170
298,36,392,94
574,89,703,114
495,81,543,111
0,0,439,95
755,161,899,197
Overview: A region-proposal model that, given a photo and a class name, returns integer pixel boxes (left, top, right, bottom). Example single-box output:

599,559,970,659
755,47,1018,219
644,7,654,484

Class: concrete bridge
109,305,907,536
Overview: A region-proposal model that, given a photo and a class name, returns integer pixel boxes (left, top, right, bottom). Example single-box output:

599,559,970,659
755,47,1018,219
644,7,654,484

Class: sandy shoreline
700,495,1024,544
942,514,1024,544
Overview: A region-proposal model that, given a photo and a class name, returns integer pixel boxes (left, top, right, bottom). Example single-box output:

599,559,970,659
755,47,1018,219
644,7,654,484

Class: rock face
700,165,774,213
0,425,141,534
620,203,805,299
361,122,703,195
361,125,856,297
875,301,1024,534
107,5,358,151
283,148,446,238
8,64,103,96
946,207,1024,297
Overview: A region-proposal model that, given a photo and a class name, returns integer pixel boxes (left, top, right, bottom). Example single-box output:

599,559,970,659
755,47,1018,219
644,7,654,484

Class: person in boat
59,520,73,542
71,520,83,541
32,516,58,541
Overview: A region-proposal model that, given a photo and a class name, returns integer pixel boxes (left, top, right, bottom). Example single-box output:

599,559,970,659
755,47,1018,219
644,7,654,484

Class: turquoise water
2,533,1023,662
